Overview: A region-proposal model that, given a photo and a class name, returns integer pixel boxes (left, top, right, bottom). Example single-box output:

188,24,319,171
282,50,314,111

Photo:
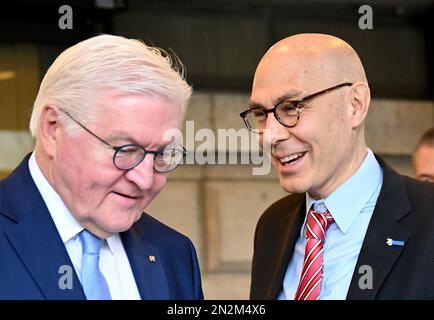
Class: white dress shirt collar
28,152,83,243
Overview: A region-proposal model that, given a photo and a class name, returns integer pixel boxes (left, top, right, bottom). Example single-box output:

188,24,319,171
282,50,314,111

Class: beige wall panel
202,274,251,300
366,99,434,155
204,164,279,181
213,92,250,131
17,44,39,130
0,130,34,170
0,45,19,129
213,92,258,154
182,92,213,155
204,180,286,272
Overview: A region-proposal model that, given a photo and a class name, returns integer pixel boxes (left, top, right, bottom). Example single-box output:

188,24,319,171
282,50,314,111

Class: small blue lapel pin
386,238,405,247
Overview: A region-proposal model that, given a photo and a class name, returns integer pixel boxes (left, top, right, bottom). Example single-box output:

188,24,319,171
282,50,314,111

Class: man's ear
348,82,371,128
38,104,62,158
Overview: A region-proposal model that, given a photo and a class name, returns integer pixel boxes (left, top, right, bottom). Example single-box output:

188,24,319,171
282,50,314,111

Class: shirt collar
28,152,83,243
306,149,383,234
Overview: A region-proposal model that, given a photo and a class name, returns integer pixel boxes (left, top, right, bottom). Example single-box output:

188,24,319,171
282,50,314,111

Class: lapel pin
386,238,405,247
148,255,156,262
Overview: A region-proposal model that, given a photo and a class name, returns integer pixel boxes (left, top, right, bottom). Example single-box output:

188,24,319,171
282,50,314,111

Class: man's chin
279,176,309,195
102,211,143,234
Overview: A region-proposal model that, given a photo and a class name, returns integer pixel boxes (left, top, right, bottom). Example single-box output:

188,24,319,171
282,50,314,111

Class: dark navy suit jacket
250,156,434,299
0,155,204,300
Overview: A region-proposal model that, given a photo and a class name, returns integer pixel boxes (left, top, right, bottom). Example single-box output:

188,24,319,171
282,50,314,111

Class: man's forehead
253,52,323,88
251,57,319,104
250,84,304,107
415,145,434,160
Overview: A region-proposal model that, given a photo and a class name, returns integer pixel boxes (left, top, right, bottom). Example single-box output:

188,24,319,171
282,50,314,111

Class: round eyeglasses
240,82,352,134
60,110,185,173
112,144,186,172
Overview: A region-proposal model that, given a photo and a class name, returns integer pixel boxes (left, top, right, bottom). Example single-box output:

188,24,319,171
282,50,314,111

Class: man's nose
263,113,291,146
124,154,155,190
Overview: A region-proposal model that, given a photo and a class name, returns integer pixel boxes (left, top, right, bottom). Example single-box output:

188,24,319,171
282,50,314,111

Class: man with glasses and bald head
243,33,434,300
0,34,203,300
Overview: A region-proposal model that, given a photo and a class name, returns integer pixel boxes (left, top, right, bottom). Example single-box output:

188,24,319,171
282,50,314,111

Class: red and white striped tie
294,205,334,300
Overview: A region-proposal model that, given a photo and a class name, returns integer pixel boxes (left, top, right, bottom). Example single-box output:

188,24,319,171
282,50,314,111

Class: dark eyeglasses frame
240,82,353,133
59,109,185,173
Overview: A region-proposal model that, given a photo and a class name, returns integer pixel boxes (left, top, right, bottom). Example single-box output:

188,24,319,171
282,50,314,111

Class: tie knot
313,201,328,214
305,204,334,242
79,229,103,255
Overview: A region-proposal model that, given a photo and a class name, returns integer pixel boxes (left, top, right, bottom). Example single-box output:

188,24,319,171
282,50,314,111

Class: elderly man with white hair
0,34,203,300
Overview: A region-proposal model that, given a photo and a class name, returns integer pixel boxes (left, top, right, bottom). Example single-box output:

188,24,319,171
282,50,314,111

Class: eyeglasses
240,82,353,134
59,110,185,173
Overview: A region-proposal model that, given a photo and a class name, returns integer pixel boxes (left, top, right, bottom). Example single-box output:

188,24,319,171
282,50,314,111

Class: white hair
29,34,192,136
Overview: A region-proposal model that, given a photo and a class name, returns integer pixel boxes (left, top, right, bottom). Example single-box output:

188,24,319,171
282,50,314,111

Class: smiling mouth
112,191,139,199
278,151,307,165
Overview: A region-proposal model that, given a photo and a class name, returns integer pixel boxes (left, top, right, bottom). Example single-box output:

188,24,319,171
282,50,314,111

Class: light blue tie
313,201,328,214
79,229,112,300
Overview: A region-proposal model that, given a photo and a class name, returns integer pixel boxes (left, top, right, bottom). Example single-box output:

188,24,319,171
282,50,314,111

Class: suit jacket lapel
347,157,411,299
266,194,306,299
2,155,85,299
121,224,169,300
5,216,85,299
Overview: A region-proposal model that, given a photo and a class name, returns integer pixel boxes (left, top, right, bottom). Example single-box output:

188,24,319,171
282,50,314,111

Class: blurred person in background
412,127,434,182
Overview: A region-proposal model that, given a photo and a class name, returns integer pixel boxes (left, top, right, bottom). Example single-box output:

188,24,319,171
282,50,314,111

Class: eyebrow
105,131,140,145
106,130,175,150
248,88,303,109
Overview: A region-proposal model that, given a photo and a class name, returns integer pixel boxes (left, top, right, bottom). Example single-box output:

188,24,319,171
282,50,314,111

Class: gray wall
114,0,433,98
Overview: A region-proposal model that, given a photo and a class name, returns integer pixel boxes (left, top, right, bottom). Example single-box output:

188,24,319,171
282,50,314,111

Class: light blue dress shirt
278,149,383,300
